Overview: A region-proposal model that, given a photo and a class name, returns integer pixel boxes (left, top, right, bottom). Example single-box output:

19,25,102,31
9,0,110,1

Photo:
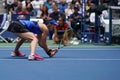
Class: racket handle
58,45,65,49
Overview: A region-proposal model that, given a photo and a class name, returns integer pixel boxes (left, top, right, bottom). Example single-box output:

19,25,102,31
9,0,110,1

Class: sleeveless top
19,20,42,34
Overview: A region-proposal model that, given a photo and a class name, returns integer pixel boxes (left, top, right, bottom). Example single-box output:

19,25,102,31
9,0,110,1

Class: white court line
45,58,120,61
0,46,120,48
0,48,120,51
0,58,120,61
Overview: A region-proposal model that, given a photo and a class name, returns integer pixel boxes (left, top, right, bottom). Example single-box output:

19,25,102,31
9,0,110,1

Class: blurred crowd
1,0,120,44
2,0,120,15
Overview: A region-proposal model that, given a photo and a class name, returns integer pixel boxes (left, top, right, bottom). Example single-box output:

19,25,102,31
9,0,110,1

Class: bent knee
28,36,38,43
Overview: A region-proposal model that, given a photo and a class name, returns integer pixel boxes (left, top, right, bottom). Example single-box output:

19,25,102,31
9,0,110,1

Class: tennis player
7,20,58,60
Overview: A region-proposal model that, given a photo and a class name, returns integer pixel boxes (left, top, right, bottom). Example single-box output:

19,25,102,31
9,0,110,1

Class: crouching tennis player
7,20,58,61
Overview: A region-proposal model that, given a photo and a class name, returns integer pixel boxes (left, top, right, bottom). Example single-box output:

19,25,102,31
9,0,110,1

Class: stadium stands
0,13,9,43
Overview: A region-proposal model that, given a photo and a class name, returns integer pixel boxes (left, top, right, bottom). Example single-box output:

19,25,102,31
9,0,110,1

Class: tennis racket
58,40,64,49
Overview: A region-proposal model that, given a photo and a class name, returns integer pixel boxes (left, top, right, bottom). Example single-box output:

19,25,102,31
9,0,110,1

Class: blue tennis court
0,46,120,80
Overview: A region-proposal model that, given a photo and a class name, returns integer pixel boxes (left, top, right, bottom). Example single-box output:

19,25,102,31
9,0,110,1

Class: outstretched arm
37,22,58,57
37,23,50,52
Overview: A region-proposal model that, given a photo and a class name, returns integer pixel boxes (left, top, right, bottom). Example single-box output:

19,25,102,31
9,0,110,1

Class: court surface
0,45,120,80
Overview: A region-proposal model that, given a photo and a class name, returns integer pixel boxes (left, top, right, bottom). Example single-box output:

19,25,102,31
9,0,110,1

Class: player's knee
33,37,38,42
29,37,38,43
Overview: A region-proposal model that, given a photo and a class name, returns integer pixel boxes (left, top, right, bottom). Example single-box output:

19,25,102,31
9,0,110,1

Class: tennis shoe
28,54,44,61
47,49,58,57
11,51,25,57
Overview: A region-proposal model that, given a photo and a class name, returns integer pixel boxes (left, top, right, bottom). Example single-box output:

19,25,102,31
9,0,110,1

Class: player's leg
14,38,25,52
63,31,68,45
11,37,26,57
16,32,43,60
16,32,38,55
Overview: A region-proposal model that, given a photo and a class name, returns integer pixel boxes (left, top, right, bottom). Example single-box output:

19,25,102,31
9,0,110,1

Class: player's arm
38,22,58,57
37,22,50,52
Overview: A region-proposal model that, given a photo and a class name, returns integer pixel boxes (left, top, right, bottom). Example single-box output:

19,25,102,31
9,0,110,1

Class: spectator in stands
65,2,74,19
39,4,51,24
48,4,66,40
53,17,68,45
9,7,16,14
22,0,31,7
74,0,81,8
26,3,35,16
58,0,68,12
86,0,96,25
10,0,18,12
48,1,57,14
86,0,93,11
15,1,22,13
71,0,80,6
18,6,29,14
7,20,58,60
74,1,84,16
6,0,14,13
7,7,16,21
69,6,82,40
44,0,52,10
64,2,74,34
31,0,44,16
49,4,66,21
